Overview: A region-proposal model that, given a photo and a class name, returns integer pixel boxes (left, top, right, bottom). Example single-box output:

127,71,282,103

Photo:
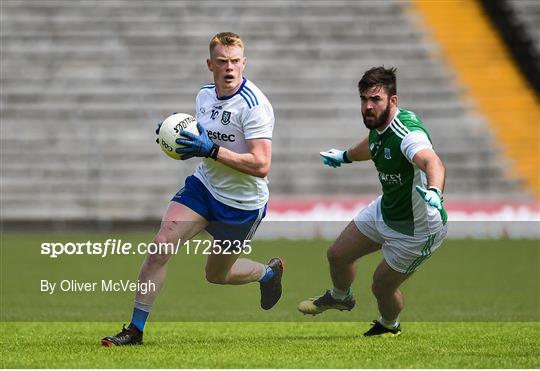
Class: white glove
415,186,443,210
320,149,352,168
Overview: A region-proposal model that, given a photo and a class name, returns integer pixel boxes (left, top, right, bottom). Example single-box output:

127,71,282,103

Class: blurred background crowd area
1,0,539,228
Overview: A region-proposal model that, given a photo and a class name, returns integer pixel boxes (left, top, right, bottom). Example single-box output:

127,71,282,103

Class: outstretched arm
413,148,446,210
320,136,371,168
412,149,445,192
346,136,371,162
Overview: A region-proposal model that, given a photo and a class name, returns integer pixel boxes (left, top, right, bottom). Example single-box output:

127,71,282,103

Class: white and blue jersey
193,78,274,211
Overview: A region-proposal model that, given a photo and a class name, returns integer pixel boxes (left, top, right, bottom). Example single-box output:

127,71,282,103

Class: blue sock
259,265,274,282
130,302,151,332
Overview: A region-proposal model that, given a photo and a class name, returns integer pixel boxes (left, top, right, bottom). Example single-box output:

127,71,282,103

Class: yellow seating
411,0,540,198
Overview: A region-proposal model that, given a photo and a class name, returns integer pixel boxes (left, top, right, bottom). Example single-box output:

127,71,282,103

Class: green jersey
368,109,446,236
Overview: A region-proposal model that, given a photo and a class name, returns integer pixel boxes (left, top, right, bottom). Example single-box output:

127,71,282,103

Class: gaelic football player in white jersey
101,32,282,346
298,67,448,337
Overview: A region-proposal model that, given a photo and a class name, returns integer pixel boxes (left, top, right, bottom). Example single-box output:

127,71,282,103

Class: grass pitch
1,233,539,368
2,322,539,368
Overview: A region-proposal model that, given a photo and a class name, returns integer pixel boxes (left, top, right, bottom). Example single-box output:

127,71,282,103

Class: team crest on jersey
384,148,392,159
221,111,231,125
370,140,382,155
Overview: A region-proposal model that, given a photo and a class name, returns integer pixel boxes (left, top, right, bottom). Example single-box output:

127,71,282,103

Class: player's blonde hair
209,32,244,56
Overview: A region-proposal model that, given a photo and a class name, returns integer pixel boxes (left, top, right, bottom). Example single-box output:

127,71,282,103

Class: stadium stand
508,0,540,52
412,0,539,199
480,0,540,95
1,0,531,223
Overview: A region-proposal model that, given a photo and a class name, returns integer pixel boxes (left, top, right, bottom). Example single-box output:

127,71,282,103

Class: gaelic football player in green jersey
298,67,448,337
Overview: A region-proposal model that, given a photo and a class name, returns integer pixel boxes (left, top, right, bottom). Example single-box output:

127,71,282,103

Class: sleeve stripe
243,85,259,106
390,121,407,139
241,89,255,107
394,117,411,134
239,91,253,109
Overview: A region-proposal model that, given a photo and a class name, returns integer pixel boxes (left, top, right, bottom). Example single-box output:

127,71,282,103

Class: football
158,113,200,160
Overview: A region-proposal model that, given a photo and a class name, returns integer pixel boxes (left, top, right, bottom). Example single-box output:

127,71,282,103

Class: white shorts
353,196,448,274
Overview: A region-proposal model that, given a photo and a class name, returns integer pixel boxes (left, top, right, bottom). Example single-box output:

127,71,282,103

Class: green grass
1,322,539,368
1,233,539,367
1,234,538,322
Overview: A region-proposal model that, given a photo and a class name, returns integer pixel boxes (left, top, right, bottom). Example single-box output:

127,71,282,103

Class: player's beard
362,102,391,130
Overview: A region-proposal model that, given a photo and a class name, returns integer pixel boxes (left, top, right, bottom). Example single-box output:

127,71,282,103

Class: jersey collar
375,107,401,134
216,78,247,100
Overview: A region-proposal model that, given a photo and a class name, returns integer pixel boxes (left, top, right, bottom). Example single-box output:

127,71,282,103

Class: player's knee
146,251,171,267
327,246,338,263
146,234,173,266
327,245,347,265
371,280,394,299
371,280,393,299
371,281,383,297
205,269,228,285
